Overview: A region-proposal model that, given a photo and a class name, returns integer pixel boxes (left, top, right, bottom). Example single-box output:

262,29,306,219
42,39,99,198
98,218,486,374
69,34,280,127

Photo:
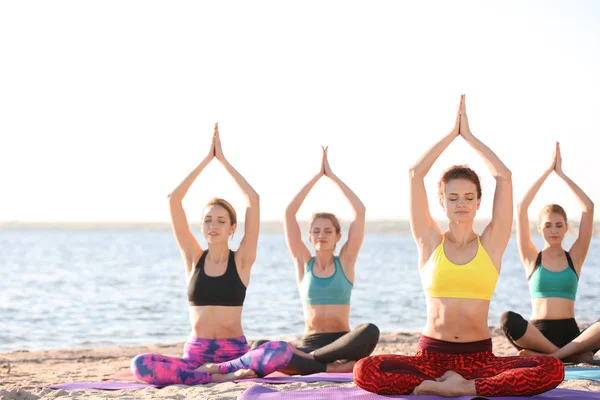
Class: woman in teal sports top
262,146,379,375
501,142,598,362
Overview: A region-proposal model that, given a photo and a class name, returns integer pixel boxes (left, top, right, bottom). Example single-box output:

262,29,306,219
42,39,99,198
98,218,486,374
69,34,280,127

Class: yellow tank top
420,235,498,301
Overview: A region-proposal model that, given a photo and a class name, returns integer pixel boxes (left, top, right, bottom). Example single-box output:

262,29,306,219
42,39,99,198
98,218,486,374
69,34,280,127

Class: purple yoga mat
47,372,354,390
234,372,353,384
238,386,600,400
48,382,161,390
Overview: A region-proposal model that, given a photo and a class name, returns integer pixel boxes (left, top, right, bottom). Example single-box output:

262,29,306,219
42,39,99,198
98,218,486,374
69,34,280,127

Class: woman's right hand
546,141,558,173
318,145,328,177
206,123,217,161
450,95,462,137
321,145,331,177
459,94,476,141
553,141,564,177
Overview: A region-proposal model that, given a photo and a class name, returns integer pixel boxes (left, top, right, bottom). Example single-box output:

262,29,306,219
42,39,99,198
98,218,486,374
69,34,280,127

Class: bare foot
412,371,475,396
518,349,546,357
435,370,458,382
233,369,257,379
326,360,356,373
211,369,257,383
565,351,594,364
196,363,220,373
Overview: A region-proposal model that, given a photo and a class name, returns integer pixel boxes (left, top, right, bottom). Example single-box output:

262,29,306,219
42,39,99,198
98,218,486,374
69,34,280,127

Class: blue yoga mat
565,368,600,381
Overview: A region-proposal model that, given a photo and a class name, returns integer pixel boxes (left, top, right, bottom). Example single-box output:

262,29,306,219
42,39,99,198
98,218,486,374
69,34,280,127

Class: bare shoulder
186,249,203,276
338,246,357,269
418,231,443,268
233,249,246,269
480,230,504,271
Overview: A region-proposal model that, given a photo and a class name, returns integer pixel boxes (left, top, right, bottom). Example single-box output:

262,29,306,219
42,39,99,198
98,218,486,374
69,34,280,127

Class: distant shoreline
1,220,598,236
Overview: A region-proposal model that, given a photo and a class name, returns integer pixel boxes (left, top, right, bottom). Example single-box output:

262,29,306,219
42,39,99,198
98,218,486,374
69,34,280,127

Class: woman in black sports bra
130,124,292,385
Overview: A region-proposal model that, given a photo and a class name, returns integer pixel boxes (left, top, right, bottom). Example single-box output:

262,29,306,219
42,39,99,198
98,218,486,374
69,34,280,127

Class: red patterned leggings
354,349,564,396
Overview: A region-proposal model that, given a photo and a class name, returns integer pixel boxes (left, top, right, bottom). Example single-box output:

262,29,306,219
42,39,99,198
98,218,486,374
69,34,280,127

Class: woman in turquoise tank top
251,146,379,375
501,142,599,362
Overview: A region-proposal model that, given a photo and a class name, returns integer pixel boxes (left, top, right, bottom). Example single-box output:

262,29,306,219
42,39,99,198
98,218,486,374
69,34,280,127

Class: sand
1,327,599,399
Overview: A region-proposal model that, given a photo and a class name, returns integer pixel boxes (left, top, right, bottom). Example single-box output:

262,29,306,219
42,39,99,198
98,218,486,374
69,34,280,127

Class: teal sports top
528,251,578,301
299,256,353,306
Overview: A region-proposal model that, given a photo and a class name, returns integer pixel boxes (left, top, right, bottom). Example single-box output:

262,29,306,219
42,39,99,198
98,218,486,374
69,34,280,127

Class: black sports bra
187,250,246,307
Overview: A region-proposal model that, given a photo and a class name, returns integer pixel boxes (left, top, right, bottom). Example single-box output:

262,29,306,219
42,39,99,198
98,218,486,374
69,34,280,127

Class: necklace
314,256,333,271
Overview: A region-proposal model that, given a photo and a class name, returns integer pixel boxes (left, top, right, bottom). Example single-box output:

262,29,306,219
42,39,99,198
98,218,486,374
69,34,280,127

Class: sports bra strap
306,257,315,273
527,252,543,281
565,251,578,278
528,251,577,280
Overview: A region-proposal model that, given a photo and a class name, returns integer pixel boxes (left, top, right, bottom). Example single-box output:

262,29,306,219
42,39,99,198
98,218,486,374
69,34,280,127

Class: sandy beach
1,327,599,399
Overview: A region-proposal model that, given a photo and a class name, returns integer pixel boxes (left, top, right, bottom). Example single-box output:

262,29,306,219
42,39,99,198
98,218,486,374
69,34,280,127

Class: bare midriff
189,306,244,339
531,297,575,321
303,304,351,335
422,297,492,342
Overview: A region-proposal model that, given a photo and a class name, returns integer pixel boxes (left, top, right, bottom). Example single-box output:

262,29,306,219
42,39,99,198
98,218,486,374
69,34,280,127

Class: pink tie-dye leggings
131,336,292,385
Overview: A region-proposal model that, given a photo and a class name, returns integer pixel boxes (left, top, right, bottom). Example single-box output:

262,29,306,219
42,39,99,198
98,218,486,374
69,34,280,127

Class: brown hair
538,204,568,226
204,198,237,227
438,165,482,205
309,212,341,235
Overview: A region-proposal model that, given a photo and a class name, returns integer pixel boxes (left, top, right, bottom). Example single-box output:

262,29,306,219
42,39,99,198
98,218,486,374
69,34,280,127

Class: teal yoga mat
565,367,600,381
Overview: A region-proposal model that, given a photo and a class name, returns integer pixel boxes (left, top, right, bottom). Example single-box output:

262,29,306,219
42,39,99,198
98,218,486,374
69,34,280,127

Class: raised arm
516,151,555,274
460,95,513,266
408,98,461,262
323,147,366,280
214,124,260,271
284,155,322,283
554,142,595,270
168,128,215,274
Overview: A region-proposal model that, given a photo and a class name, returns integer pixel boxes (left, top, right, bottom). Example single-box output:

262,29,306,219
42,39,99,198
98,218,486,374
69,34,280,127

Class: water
1,228,599,353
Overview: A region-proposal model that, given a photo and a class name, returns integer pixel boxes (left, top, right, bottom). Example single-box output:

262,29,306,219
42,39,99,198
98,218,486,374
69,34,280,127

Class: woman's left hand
459,94,474,140
214,123,226,162
322,146,333,177
554,141,564,176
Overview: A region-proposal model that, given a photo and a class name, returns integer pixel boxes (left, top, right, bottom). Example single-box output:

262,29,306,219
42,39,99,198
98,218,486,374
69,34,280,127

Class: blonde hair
204,198,237,227
538,204,567,226
309,212,341,234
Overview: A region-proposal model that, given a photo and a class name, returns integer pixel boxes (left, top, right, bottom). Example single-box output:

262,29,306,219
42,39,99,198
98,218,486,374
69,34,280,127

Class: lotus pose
501,142,598,362
130,124,292,385
252,147,380,374
353,95,564,397
276,147,380,374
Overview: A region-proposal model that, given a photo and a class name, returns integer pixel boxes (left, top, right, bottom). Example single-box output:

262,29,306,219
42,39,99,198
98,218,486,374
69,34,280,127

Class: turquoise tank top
528,251,578,301
299,256,353,306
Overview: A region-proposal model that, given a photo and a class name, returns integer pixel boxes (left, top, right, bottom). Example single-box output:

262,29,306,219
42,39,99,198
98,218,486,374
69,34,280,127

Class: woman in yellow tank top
353,95,564,397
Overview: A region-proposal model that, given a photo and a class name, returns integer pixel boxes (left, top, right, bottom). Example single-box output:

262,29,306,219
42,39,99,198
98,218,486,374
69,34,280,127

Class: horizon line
0,218,536,226
2,218,599,224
